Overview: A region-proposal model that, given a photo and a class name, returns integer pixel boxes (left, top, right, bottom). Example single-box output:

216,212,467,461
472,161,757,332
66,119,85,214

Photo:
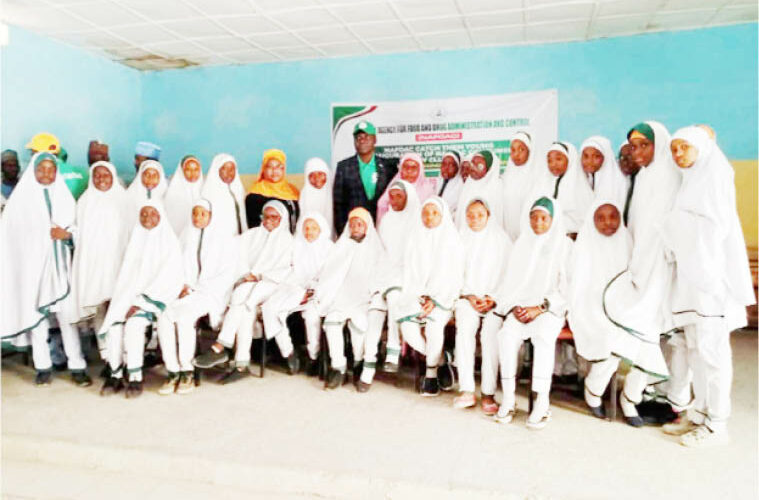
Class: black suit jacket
332,153,398,235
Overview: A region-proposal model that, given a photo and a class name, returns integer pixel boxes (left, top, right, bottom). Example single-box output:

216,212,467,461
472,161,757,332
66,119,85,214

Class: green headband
627,123,655,144
530,196,554,217
34,152,58,169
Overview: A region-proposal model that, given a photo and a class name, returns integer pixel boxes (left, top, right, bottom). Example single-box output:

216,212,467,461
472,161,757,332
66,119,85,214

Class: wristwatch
539,298,550,313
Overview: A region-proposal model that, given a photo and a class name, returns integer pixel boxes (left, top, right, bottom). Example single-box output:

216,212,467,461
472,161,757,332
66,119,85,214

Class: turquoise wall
1,26,142,179
2,23,757,178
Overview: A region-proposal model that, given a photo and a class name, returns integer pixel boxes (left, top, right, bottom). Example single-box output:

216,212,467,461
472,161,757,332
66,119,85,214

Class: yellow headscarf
248,149,300,201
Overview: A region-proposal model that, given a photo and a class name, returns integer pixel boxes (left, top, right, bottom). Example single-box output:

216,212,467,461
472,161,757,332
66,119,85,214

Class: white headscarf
178,198,237,327
165,155,204,236
568,200,632,362
501,131,537,241
289,212,334,289
71,161,132,321
437,150,465,217
580,136,628,207
299,158,334,239
127,160,167,210
455,149,503,230
1,153,76,340
314,208,384,322
604,121,680,345
99,200,184,336
528,141,593,234
459,197,513,298
377,152,437,225
399,197,465,312
201,153,247,237
234,200,294,284
496,196,570,316
661,126,755,330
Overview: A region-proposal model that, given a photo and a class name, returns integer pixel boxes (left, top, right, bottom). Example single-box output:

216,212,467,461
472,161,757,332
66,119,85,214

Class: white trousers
107,315,150,381
381,290,402,363
260,286,322,361
454,300,502,395
324,317,365,372
498,313,563,395
217,281,277,367
157,293,208,374
584,356,649,407
399,306,451,369
31,313,86,372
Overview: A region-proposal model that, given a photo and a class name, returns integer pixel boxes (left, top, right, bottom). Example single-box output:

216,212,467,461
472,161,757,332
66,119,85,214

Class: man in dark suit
333,121,398,235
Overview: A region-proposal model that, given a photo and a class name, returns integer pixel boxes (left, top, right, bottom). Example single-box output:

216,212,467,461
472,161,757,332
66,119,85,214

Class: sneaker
526,409,552,430
52,362,68,373
125,380,143,399
352,361,364,386
71,371,93,388
99,364,111,379
481,394,499,416
356,380,371,393
680,425,729,448
495,405,516,424
176,372,195,395
193,349,230,369
100,377,124,396
143,351,161,369
421,377,440,397
35,370,52,386
437,352,455,392
286,352,301,375
663,416,698,436
219,367,247,385
326,369,344,390
453,392,476,409
158,374,179,395
383,359,399,374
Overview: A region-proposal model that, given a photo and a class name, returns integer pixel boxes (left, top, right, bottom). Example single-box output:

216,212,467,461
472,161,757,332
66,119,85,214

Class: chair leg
609,371,618,422
527,340,534,414
194,367,201,386
259,336,266,378
414,351,422,393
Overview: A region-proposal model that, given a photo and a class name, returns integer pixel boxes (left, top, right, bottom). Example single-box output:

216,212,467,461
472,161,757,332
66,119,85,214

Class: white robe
70,161,131,322
580,135,628,208
500,131,538,241
127,160,168,219
201,153,247,238
164,157,204,236
299,158,334,239
437,151,465,219
375,180,421,294
455,150,503,230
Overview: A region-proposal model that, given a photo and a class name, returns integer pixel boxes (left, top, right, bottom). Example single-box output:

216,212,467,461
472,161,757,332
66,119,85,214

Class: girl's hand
50,226,71,240
126,306,139,319
179,285,191,298
419,297,435,319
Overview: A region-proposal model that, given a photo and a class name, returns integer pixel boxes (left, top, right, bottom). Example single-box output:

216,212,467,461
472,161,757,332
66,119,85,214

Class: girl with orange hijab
245,149,300,233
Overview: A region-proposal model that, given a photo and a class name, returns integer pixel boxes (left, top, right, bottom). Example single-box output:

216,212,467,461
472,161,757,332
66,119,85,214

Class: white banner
330,89,558,175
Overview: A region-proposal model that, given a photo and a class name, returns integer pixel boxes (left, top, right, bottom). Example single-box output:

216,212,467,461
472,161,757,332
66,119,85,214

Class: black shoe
588,404,606,419
143,351,161,369
357,380,371,393
72,371,93,387
35,370,52,386
625,415,645,428
305,358,320,377
52,362,68,372
326,369,344,390
219,367,247,385
100,377,124,396
125,380,143,398
193,348,230,369
637,400,678,425
99,364,111,379
421,377,440,397
286,352,300,375
437,352,454,392
353,361,364,386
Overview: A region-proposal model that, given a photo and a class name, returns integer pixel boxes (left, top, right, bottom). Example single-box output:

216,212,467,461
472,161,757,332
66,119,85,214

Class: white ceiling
2,0,757,70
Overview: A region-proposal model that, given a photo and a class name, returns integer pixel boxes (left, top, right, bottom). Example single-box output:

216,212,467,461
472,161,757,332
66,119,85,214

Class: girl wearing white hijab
527,141,593,236
313,207,384,390
299,158,334,238
127,160,168,211
603,120,680,426
454,197,512,412
568,200,635,419
659,126,754,447
495,196,571,429
261,212,333,373
0,153,89,386
501,131,537,241
156,198,236,395
164,155,204,235
580,136,628,207
201,153,247,237
368,180,421,381
99,200,184,398
436,150,465,218
70,161,131,364
395,197,464,396
192,200,293,382
455,150,503,230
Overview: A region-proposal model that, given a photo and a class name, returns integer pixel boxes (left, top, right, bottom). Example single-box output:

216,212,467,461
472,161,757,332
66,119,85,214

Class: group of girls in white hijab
1,124,752,449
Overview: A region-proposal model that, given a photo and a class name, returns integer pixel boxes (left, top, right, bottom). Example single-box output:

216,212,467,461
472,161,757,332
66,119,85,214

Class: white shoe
680,425,729,448
662,416,698,436
494,405,516,424
526,409,552,430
